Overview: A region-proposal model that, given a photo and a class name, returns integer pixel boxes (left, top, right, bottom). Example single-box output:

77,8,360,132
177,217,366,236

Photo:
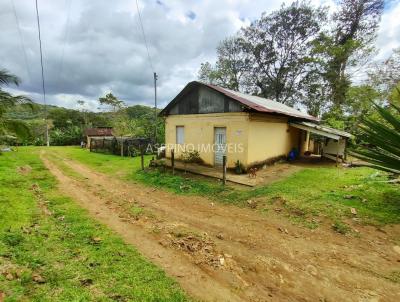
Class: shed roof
160,81,318,121
84,127,113,137
289,121,353,140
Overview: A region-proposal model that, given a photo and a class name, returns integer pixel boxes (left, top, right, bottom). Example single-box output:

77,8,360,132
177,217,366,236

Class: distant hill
4,101,164,145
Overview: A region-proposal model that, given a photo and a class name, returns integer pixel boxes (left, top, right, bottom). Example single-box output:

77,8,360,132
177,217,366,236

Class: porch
164,156,331,187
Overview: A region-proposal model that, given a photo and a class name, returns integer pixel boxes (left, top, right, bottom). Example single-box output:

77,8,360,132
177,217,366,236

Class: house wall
165,112,249,168
165,112,302,169
247,114,300,166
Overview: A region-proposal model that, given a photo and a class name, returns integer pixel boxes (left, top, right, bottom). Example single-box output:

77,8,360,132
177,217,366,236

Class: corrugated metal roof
290,121,353,139
84,127,113,137
203,83,318,121
160,81,317,121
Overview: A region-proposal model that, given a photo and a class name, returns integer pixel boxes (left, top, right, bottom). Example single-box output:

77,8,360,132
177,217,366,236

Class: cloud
375,0,400,60
1,0,399,111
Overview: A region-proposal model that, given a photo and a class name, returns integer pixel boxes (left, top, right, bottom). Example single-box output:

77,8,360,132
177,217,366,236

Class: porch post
222,155,227,185
336,139,340,167
171,149,175,175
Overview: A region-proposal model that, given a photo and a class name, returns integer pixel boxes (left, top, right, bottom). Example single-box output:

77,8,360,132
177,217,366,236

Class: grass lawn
0,147,189,301
51,146,400,230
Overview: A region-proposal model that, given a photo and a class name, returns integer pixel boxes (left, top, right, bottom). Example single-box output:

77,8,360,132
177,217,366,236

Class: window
176,126,184,144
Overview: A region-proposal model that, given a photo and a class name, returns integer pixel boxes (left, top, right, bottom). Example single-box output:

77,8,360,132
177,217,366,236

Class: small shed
84,127,113,149
289,122,353,162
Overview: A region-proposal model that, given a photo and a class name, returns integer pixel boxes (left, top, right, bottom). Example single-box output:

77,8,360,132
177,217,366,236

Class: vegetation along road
2,147,399,301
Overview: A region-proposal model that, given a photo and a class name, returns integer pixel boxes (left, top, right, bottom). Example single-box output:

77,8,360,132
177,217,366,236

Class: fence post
222,155,227,185
140,146,144,171
171,149,175,175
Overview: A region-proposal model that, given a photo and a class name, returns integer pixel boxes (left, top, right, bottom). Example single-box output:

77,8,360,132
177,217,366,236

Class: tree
77,100,89,127
198,62,220,86
369,47,400,97
48,107,84,129
112,105,165,143
316,0,384,112
98,93,124,112
240,1,326,105
199,37,248,91
0,69,32,141
350,100,400,174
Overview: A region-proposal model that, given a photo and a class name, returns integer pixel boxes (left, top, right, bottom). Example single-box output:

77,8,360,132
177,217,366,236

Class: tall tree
98,93,124,112
240,1,326,105
198,36,248,91
317,0,384,112
369,47,400,97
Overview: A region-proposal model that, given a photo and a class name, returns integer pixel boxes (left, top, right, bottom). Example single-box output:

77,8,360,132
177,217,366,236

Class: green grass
47,146,400,228
0,148,189,301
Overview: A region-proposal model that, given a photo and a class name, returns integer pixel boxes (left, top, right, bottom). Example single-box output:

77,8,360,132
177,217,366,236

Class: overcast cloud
1,0,400,111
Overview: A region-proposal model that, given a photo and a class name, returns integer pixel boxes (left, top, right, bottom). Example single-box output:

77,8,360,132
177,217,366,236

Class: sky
1,0,400,111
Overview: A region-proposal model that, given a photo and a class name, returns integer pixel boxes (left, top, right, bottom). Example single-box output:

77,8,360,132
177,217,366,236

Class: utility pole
154,72,158,145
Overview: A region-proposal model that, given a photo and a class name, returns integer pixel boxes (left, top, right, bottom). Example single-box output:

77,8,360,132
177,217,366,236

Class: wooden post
120,139,124,157
140,146,144,171
222,155,227,185
171,149,175,175
336,139,340,167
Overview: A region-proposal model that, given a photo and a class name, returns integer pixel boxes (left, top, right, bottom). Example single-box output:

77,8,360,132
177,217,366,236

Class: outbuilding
160,81,351,169
84,127,113,149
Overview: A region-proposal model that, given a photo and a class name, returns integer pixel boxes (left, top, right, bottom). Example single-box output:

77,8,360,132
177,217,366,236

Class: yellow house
160,81,352,169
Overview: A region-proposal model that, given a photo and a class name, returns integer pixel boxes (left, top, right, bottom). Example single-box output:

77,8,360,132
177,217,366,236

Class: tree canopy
199,0,385,120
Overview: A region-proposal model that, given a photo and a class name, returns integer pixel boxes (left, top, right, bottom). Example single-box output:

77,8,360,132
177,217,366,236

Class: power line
10,0,31,81
58,0,72,83
135,0,154,73
134,0,158,144
35,0,49,146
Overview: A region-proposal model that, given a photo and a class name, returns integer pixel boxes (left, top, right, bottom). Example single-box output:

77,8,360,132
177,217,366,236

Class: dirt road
41,151,400,302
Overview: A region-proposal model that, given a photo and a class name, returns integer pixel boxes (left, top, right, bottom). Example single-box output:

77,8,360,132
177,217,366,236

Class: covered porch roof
289,121,353,140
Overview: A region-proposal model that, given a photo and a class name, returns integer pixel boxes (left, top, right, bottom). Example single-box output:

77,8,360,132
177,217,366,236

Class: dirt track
41,151,400,302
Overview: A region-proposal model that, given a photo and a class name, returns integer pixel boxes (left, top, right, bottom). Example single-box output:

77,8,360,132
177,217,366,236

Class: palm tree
0,69,32,140
350,101,400,174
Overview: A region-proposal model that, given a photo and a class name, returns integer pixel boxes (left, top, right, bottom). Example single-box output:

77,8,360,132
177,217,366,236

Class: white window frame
176,126,184,145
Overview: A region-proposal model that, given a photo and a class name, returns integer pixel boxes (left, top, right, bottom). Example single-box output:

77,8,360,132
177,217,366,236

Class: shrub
181,150,203,164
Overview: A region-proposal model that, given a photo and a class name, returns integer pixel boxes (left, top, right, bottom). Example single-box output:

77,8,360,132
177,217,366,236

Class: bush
181,150,203,164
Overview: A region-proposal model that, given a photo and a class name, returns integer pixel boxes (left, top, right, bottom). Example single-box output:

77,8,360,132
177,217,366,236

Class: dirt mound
16,165,32,175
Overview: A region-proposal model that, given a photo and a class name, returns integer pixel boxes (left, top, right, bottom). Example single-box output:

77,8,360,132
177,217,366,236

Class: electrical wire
135,0,154,73
35,0,49,146
10,0,31,81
